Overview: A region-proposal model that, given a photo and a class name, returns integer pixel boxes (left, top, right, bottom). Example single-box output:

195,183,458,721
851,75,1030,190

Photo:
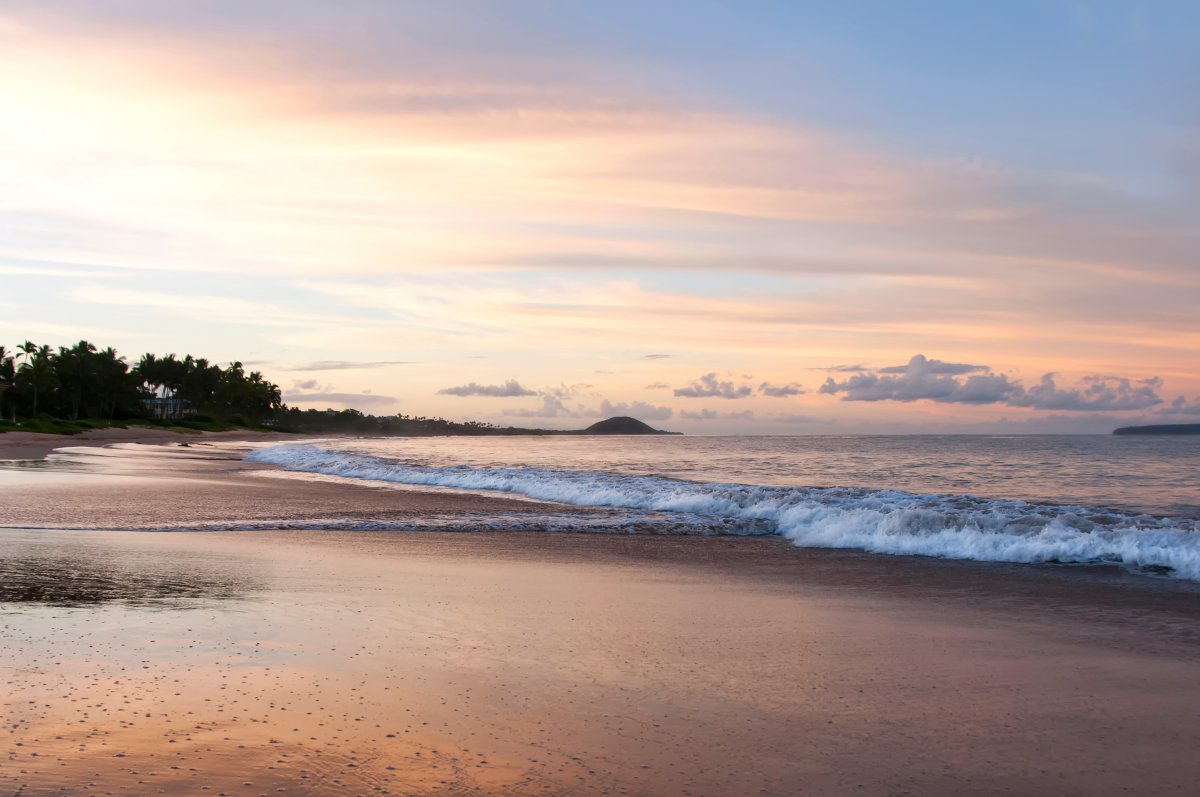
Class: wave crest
247,444,1200,580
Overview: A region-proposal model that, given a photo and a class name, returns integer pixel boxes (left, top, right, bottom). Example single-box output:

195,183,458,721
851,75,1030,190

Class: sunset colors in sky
3,1,1198,432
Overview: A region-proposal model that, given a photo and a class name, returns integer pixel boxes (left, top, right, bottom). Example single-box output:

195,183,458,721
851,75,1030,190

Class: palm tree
96,347,131,419
17,344,57,418
133,353,164,417
159,353,188,419
57,340,98,419
16,340,36,368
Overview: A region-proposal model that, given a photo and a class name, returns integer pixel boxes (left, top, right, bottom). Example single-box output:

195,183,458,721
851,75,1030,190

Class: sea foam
247,444,1200,580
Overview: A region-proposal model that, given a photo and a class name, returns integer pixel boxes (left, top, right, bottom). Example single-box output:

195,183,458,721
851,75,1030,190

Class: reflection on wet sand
0,531,261,606
4,529,1200,796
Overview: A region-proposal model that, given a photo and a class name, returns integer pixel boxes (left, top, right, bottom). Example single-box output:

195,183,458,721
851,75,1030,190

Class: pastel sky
2,1,1198,433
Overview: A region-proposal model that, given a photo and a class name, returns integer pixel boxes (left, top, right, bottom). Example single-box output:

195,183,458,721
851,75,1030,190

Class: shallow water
248,435,1200,580
326,435,1200,518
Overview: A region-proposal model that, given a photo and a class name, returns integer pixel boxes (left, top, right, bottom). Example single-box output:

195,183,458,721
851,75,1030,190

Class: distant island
1113,424,1200,436
581,416,680,435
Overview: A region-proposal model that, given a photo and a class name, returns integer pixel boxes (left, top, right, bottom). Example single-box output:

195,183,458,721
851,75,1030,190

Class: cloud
819,364,868,373
1158,396,1200,417
505,395,573,418
674,372,753,399
505,396,673,421
1008,374,1163,412
281,391,398,409
640,353,672,360
877,356,985,376
819,354,1019,404
285,360,414,371
505,382,600,417
679,409,756,421
540,382,593,400
759,381,805,397
4,3,1198,432
673,375,805,401
819,354,1164,411
644,382,670,390
582,400,673,421
292,378,323,391
438,379,537,397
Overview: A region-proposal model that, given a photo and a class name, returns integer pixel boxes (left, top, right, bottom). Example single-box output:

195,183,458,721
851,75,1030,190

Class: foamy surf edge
247,444,1200,580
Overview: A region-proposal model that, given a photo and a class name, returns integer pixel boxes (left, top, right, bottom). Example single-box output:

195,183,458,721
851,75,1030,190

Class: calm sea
248,434,1200,581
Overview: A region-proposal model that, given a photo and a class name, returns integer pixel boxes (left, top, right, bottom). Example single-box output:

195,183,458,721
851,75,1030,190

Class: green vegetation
0,339,282,429
0,339,671,438
271,407,566,436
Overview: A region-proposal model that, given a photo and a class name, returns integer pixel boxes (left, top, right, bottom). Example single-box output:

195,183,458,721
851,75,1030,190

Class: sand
2,440,1199,796
0,427,297,462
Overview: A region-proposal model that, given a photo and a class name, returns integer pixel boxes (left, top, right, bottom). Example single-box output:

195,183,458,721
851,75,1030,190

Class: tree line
0,340,282,425
272,406,561,436
0,338,582,436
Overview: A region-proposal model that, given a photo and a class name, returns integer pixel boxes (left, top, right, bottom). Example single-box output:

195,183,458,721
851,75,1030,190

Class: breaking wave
247,444,1200,580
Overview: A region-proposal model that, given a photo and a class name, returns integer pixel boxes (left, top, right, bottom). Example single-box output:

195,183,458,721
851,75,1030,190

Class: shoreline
2,434,1198,586
0,426,306,461
2,440,1200,794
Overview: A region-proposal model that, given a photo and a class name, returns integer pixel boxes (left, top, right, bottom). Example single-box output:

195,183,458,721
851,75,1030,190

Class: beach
2,439,1200,796
0,428,297,463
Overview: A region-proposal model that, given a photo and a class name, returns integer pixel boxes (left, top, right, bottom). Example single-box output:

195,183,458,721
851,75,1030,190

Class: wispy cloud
679,409,756,421
3,3,1198,432
281,391,398,409
438,379,537,397
285,360,414,371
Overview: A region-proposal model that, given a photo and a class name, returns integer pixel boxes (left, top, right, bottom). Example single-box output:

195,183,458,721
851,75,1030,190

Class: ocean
247,434,1200,581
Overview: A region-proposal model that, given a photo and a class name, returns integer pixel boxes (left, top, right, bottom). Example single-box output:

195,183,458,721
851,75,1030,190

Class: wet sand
0,428,298,462
2,442,1200,795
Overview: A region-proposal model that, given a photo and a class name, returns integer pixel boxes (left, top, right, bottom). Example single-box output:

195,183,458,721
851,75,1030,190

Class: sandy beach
0,428,301,463
2,440,1199,796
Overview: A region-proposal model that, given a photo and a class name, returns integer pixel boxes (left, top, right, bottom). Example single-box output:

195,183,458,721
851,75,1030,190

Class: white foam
247,444,1200,580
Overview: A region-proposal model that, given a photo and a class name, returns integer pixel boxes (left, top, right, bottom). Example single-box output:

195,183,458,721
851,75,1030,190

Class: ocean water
247,435,1200,581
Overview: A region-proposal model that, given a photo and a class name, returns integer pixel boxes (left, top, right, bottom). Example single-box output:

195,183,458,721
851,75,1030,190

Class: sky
2,0,1198,433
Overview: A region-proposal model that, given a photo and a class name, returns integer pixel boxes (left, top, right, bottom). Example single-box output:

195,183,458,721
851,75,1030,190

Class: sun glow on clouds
2,2,1198,431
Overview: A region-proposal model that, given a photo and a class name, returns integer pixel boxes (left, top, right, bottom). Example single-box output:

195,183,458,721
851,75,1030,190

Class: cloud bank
675,373,806,399
819,355,1163,411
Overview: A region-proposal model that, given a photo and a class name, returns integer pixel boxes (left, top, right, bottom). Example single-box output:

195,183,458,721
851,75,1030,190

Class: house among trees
140,388,195,421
